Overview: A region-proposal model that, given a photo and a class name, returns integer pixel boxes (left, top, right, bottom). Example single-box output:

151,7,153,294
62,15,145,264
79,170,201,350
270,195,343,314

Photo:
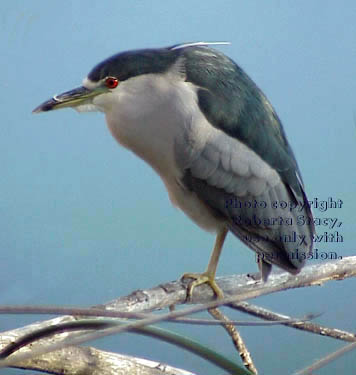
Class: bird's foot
181,272,224,300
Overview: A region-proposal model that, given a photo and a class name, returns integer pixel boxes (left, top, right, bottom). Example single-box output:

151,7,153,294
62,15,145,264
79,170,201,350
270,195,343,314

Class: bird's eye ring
105,77,119,89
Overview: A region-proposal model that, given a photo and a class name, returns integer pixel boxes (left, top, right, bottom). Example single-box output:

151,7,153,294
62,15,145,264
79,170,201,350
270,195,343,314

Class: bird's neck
105,74,198,180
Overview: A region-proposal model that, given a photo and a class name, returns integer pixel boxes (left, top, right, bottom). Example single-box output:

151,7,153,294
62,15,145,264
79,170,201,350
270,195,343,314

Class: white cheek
75,103,104,113
92,92,119,112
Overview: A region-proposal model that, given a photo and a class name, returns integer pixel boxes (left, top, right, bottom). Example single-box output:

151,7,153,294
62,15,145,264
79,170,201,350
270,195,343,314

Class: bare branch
0,305,318,326
0,256,354,374
208,308,258,374
101,256,356,312
293,342,356,375
230,302,356,342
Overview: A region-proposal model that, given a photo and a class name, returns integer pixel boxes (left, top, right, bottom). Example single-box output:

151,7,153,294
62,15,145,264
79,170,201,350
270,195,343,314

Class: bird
33,42,315,299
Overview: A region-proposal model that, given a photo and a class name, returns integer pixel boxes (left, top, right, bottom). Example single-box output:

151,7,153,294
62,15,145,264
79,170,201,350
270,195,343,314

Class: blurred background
1,1,356,374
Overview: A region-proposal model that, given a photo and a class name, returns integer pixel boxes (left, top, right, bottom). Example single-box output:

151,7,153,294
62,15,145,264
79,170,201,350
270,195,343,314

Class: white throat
101,73,199,179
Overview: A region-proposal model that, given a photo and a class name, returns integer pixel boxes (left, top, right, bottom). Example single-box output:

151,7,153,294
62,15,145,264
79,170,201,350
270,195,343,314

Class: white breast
99,73,226,233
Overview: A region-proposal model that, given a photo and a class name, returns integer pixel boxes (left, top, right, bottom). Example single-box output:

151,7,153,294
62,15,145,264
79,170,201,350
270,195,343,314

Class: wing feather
181,129,314,273
174,45,314,274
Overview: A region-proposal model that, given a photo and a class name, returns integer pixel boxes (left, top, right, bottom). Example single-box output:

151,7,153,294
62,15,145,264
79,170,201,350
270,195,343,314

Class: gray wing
175,46,314,275
179,128,314,274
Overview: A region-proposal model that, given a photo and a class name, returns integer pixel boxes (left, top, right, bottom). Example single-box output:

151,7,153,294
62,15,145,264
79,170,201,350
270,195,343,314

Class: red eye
105,77,119,89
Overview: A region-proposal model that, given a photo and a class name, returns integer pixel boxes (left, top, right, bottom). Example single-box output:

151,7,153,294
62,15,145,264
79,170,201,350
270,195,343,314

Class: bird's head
32,42,230,115
32,49,172,114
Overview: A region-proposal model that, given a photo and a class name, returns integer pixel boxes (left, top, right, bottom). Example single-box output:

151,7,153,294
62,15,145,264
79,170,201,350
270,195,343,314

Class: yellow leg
182,227,228,299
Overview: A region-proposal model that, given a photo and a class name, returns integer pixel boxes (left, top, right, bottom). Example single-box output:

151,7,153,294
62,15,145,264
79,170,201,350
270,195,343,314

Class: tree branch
0,256,355,375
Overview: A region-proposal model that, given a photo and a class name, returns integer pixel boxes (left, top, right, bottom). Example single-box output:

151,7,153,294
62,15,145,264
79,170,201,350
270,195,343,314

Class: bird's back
176,46,315,275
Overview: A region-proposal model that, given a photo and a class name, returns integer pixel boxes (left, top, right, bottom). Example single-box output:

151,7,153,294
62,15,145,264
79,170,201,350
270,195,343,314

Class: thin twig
208,308,258,374
293,341,356,375
0,305,318,326
230,302,356,342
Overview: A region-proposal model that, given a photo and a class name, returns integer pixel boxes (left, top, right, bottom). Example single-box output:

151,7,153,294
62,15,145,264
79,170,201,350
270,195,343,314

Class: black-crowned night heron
33,42,314,298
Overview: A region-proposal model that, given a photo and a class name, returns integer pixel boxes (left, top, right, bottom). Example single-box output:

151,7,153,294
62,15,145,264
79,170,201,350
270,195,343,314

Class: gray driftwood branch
0,256,355,375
